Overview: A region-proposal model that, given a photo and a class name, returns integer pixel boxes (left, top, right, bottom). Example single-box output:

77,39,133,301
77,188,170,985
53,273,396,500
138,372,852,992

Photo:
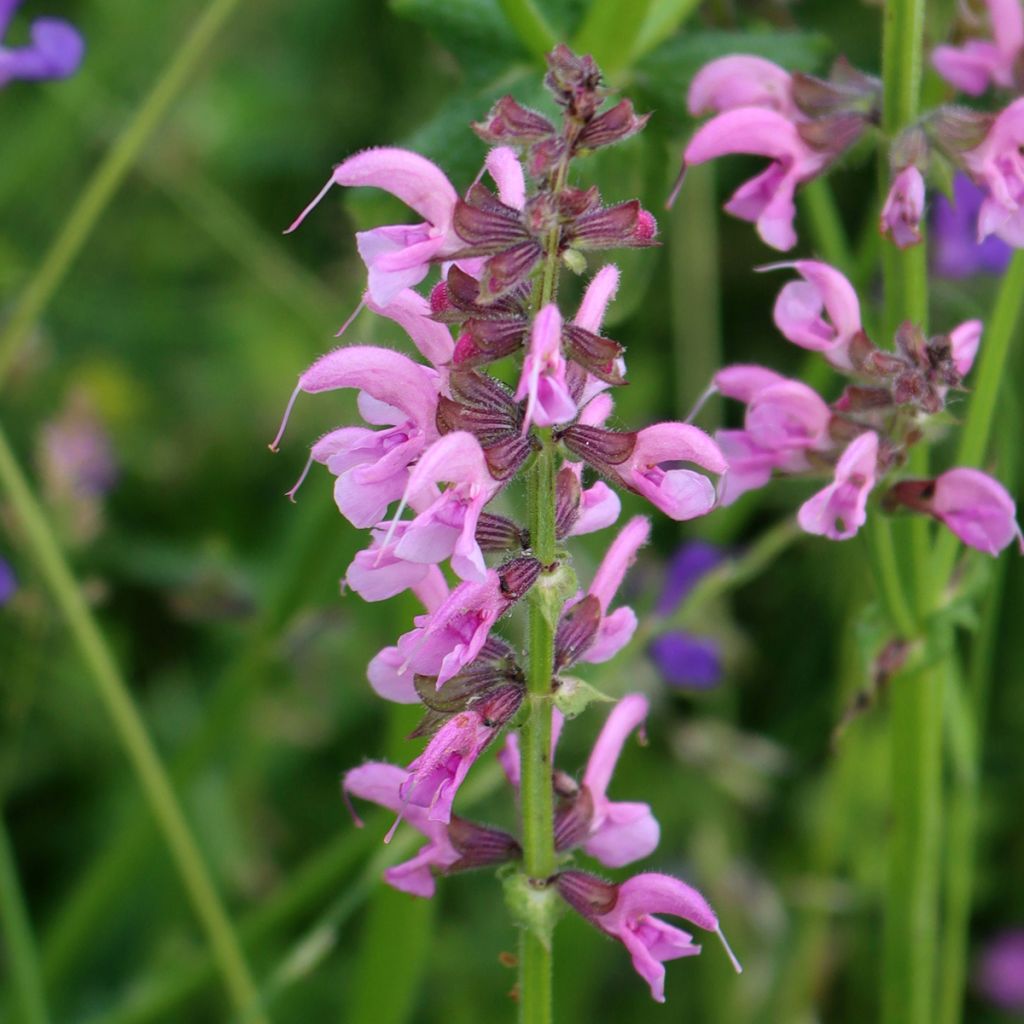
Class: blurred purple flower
649,541,724,691
0,557,16,606
977,929,1024,1012
932,174,1012,279
40,398,117,499
0,0,83,87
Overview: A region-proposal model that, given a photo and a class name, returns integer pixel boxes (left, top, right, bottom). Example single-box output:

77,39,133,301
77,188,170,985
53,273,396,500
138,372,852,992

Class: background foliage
1,0,1022,1021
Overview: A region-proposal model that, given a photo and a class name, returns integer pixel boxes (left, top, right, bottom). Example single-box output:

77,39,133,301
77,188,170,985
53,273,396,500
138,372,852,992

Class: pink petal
583,694,650,799
687,55,796,117
485,147,527,211
949,319,983,376
366,289,455,367
714,364,786,403
588,517,650,613
575,265,621,333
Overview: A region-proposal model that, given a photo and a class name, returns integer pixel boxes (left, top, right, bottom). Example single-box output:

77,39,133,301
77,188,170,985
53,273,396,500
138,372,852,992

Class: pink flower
556,871,740,1003
684,108,831,250
484,146,527,210
770,260,863,369
687,54,800,119
514,304,577,430
713,364,787,403
289,346,440,528
561,462,621,536
344,762,521,896
580,694,660,866
798,431,879,540
949,319,983,376
365,288,455,367
285,148,462,305
715,430,792,506
574,264,620,333
932,0,1024,96
880,166,926,249
393,432,502,583
932,468,1023,555
616,423,727,521
963,98,1024,246
345,524,442,602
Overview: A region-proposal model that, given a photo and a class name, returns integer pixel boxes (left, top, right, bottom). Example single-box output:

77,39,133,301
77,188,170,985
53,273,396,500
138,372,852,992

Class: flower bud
559,424,638,467
576,99,651,151
553,594,602,670
473,95,556,144
569,200,658,250
498,555,543,600
446,816,522,871
555,869,619,919
476,511,530,552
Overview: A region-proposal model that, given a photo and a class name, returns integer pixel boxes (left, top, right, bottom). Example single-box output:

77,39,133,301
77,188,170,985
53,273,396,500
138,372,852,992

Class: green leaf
572,0,658,76
630,0,703,62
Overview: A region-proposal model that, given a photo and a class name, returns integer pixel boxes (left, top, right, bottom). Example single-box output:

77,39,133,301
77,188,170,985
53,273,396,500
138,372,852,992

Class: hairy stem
877,4,942,1024
0,424,266,1023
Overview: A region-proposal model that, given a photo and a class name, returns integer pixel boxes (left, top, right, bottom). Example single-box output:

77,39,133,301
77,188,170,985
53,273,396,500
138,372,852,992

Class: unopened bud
553,594,602,669
446,816,522,871
558,424,637,467
473,95,557,144
555,870,618,920
576,99,650,151
498,556,543,601
476,511,529,552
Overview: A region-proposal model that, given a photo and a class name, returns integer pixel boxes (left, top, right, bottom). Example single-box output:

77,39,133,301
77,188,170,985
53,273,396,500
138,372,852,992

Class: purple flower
798,430,879,541
0,557,16,606
932,174,1013,278
977,928,1024,1011
656,542,723,616
514,303,576,430
932,0,1024,96
963,97,1024,246
0,1,83,87
933,467,1023,555
880,166,926,249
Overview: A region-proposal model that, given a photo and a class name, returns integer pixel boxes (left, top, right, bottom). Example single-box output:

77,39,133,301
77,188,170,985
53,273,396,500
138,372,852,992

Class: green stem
801,178,855,275
877,5,942,1024
0,812,50,1024
496,0,558,63
0,424,266,1023
0,0,243,386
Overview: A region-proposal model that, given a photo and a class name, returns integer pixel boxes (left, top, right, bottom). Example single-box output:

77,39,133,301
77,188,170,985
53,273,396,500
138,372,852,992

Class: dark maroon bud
554,786,595,852
436,395,520,445
882,477,936,515
446,816,522,871
451,332,481,367
576,99,650,151
569,200,658,250
554,594,602,670
555,870,618,920
454,193,530,255
564,361,588,404
828,55,882,97
559,424,637,467
528,136,566,178
563,323,626,384
450,370,519,412
467,318,528,361
827,418,870,445
832,385,894,413
524,192,560,236
891,125,930,172
895,321,927,365
484,432,537,481
498,555,543,601
928,106,994,155
429,280,452,316
477,511,529,552
476,682,526,728
478,240,544,303
557,186,602,219
412,643,524,715
846,330,879,373
544,45,605,120
554,466,582,540
892,371,926,406
797,112,868,155
473,95,557,145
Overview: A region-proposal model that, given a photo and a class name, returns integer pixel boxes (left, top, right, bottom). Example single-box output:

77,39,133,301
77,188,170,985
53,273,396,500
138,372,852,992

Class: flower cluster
279,46,736,1001
0,0,82,88
705,260,1022,551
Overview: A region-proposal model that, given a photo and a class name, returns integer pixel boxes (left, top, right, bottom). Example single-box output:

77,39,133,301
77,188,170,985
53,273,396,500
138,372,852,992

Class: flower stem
0,811,50,1024
877,4,942,1024
0,0,243,387
0,423,267,1023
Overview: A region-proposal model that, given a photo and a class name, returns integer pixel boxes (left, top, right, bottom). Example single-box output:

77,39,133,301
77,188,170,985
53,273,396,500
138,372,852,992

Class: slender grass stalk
0,0,243,386
496,0,558,62
0,424,266,1023
801,178,855,275
0,812,50,1024
877,5,942,1024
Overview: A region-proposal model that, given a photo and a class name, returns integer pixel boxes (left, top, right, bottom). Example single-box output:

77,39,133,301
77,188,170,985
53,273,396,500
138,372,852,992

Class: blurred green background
2,0,1023,1021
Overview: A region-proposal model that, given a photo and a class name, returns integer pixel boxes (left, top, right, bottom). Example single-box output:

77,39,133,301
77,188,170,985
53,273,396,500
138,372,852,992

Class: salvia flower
285,148,462,305
344,762,520,897
515,303,576,430
798,430,879,540
0,0,82,87
976,928,1024,1012
556,870,741,1002
931,173,1012,276
961,97,1024,246
880,165,926,249
932,0,1024,96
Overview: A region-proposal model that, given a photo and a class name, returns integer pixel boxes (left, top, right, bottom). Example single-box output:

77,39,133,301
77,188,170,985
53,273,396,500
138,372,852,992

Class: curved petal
485,147,527,211
687,55,794,117
575,265,621,333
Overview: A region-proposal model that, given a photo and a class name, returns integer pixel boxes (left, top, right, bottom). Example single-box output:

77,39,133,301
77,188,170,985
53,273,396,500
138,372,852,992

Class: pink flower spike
344,763,460,896
798,431,879,540
949,319,983,376
365,289,455,367
880,166,926,249
394,432,500,583
616,423,727,521
581,695,660,867
932,468,1023,555
963,98,1024,246
485,147,527,211
684,108,830,250
687,54,798,118
769,260,862,369
932,0,1024,95
515,304,577,430
575,265,621,333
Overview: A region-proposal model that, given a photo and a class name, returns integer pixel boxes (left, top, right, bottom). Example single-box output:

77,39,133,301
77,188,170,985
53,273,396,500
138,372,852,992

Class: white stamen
666,164,687,210
685,383,719,425
375,491,411,566
334,297,367,339
285,452,315,503
754,260,798,274
269,381,303,452
284,173,336,234
716,926,743,974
